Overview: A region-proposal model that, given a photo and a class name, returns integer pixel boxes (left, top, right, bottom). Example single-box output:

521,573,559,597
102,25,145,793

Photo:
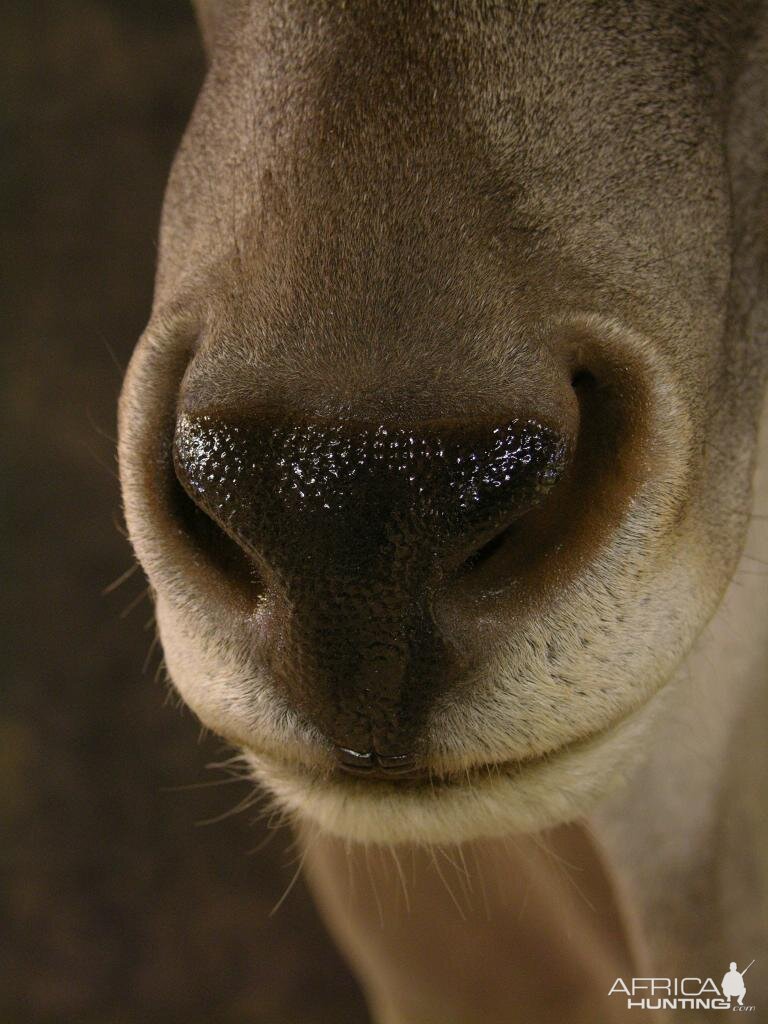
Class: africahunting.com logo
608,960,756,1012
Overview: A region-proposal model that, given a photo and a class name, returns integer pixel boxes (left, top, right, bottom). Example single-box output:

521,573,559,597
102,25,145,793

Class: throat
302,821,639,1024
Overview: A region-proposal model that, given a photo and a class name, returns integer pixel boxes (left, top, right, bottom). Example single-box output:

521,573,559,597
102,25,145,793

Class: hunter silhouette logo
722,962,754,1007
608,961,757,1012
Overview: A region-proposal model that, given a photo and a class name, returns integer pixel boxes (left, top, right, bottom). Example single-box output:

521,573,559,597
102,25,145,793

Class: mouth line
242,688,661,813
250,719,617,795
420,693,660,792
336,739,590,791
243,691,663,843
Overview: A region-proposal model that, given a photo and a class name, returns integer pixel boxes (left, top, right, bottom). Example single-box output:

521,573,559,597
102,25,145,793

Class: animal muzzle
172,411,571,764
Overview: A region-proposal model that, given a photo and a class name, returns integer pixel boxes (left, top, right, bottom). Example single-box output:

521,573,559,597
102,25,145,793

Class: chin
242,691,663,846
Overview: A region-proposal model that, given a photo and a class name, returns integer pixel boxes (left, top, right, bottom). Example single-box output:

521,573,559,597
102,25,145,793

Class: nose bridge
173,412,568,752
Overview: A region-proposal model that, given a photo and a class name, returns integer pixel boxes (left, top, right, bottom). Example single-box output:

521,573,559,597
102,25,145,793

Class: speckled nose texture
173,413,568,756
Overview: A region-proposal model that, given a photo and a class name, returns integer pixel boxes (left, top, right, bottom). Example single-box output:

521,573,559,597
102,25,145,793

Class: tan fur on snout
119,1,768,1018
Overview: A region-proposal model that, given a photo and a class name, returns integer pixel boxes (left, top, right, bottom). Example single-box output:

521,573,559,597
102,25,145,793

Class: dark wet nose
172,413,568,758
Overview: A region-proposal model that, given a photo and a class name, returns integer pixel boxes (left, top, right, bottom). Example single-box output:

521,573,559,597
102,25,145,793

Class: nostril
169,442,258,590
460,524,513,572
571,367,598,392
447,424,571,579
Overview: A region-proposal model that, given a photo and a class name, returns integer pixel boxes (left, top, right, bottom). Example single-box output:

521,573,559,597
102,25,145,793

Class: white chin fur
243,693,663,845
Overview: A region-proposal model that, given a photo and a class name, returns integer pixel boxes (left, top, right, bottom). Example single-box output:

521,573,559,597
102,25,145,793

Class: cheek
155,596,244,739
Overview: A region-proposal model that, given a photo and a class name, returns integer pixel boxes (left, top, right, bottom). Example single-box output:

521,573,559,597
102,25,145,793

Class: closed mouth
242,691,662,845
331,748,572,790
322,693,649,794
254,728,604,793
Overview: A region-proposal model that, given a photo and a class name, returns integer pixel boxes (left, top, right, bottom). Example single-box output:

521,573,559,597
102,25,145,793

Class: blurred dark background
1,3,367,1021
